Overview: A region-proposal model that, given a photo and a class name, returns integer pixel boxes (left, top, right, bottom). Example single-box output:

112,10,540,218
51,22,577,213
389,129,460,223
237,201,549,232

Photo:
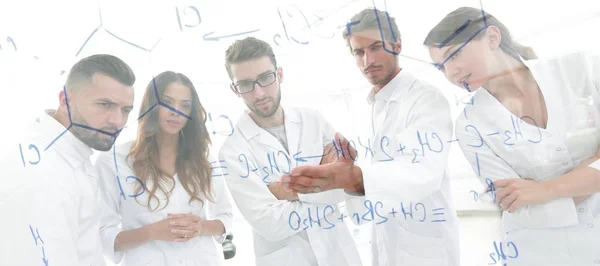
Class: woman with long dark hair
96,71,233,265
424,7,600,265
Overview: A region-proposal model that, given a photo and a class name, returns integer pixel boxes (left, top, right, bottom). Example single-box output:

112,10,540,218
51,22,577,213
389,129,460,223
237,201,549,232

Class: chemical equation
273,1,359,47
29,225,49,266
488,241,519,265
288,200,446,231
217,118,543,183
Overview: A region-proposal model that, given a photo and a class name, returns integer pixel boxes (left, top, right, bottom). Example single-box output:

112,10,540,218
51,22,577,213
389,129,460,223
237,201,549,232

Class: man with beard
218,37,362,266
281,8,460,266
0,54,135,266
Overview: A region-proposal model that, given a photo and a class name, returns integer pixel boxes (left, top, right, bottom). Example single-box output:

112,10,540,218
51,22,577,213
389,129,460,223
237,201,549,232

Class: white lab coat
0,110,105,266
95,141,234,266
456,51,600,265
344,70,460,266
218,107,362,266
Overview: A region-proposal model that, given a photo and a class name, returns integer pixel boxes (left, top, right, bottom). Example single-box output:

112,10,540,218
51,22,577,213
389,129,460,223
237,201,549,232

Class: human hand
268,182,299,201
145,213,203,242
493,179,557,212
320,132,358,165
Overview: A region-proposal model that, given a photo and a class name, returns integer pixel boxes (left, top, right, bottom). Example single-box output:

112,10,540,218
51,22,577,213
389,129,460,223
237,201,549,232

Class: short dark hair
224,37,277,80
342,8,401,53
66,54,136,91
423,7,537,61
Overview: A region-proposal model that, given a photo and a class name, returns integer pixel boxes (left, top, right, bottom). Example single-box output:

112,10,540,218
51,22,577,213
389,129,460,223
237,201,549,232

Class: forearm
201,220,226,236
114,226,151,252
549,167,600,201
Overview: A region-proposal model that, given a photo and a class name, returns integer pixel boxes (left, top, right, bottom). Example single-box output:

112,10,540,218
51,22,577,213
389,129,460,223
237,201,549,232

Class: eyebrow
98,98,134,109
441,44,459,59
352,40,383,53
162,95,191,102
237,70,273,82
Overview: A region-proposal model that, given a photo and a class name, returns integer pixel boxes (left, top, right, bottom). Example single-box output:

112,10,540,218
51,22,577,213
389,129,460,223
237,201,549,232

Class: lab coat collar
237,107,301,153
36,110,94,168
366,69,417,104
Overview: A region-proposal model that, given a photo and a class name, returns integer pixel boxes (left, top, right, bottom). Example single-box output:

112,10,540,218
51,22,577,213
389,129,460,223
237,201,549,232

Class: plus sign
389,208,397,218
338,213,347,223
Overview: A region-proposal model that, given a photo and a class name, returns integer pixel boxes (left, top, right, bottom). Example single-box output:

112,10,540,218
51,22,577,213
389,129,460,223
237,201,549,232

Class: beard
366,58,398,86
247,86,282,118
69,108,119,151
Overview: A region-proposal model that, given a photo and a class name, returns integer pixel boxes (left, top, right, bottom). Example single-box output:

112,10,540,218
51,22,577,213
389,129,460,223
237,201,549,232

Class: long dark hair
423,7,537,61
128,71,214,211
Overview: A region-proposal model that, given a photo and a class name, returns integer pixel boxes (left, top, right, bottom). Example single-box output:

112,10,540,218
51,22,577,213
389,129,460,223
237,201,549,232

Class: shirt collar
36,110,93,168
366,69,415,104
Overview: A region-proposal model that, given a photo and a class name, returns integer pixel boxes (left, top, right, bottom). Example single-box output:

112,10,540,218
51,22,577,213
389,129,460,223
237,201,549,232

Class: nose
362,50,375,67
444,63,461,85
107,107,127,129
168,103,182,116
252,83,268,99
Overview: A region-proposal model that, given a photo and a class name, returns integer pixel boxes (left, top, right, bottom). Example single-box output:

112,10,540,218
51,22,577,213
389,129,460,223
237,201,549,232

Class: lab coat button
556,147,562,151
179,260,183,264
588,223,594,228
595,259,600,264
579,208,585,212
562,162,569,166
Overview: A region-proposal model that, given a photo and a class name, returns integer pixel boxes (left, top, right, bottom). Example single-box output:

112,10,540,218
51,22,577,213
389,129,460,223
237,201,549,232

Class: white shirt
345,70,460,266
218,107,362,266
95,141,234,266
456,51,600,265
0,110,105,266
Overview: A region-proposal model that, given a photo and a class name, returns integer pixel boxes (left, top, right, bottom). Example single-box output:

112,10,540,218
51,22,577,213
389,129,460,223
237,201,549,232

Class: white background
1,0,599,265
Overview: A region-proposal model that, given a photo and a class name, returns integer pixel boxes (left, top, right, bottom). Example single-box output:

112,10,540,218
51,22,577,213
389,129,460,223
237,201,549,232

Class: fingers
173,231,201,242
493,179,512,189
506,198,523,213
169,219,197,227
171,228,196,238
495,185,513,203
168,213,202,223
335,132,357,160
289,165,329,178
288,182,319,193
500,192,517,211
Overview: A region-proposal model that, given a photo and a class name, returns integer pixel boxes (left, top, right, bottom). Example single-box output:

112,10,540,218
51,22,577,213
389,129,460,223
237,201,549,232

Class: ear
59,89,68,108
485,26,502,50
277,67,283,84
229,84,241,97
394,38,402,54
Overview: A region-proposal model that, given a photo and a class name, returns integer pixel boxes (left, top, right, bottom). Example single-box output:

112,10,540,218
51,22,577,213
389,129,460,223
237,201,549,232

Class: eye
182,103,191,110
372,44,382,51
353,50,364,57
123,108,133,114
449,49,461,60
99,102,111,108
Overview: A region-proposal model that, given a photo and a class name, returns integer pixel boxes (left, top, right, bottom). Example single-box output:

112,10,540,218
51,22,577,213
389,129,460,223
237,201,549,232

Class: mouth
364,67,382,75
166,119,180,126
255,99,270,108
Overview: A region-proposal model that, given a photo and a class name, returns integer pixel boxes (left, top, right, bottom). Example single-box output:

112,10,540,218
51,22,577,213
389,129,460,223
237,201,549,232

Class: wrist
544,178,562,199
344,165,365,196
140,224,154,241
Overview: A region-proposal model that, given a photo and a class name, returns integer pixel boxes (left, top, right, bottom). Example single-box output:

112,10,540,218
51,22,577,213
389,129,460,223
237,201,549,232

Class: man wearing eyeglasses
218,37,363,266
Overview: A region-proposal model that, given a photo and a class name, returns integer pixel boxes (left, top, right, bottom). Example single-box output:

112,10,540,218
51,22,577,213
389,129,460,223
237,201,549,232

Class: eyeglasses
232,71,277,94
